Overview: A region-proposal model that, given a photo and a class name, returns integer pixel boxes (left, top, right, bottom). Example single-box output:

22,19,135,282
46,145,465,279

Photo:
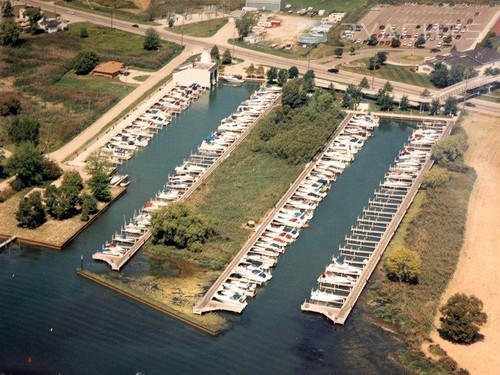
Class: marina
0,108,412,373
301,118,454,324
194,113,381,314
92,84,282,271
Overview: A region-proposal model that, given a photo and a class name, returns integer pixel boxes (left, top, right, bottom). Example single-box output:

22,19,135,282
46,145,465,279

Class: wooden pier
193,114,355,315
301,118,455,324
93,92,282,272
0,236,17,251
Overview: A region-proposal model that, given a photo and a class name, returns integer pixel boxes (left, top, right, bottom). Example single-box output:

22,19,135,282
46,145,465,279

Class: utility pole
462,69,469,110
232,25,236,60
180,16,185,46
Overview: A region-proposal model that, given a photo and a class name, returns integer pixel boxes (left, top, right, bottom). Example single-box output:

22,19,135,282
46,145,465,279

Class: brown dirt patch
428,112,500,375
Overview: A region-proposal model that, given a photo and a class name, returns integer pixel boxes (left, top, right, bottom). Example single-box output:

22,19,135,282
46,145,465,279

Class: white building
173,51,218,88
245,0,285,11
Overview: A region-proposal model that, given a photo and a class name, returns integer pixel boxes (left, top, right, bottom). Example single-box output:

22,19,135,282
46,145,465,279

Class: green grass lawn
230,39,314,60
342,59,433,88
476,88,500,104
55,72,136,99
168,18,228,38
133,75,151,82
287,0,368,13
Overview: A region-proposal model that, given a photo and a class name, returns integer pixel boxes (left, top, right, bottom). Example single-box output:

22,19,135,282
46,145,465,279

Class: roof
93,61,125,74
441,47,500,68
229,9,247,18
39,18,63,28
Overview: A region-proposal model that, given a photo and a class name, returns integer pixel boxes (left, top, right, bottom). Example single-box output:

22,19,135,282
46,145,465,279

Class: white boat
310,289,346,304
318,273,357,286
221,75,245,84
325,259,363,276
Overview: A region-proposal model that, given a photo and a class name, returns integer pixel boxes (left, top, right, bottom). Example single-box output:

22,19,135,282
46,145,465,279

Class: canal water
0,84,413,374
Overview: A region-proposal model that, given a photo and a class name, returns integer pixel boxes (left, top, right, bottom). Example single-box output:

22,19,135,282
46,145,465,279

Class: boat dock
92,86,282,272
193,113,357,315
301,118,455,324
0,236,17,251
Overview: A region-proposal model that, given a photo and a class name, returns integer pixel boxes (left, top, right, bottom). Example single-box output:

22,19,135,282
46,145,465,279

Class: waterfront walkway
301,118,455,324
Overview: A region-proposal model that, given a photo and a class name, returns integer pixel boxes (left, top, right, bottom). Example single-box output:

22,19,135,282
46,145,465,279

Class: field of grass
287,0,368,13
230,39,314,60
342,59,433,88
56,73,136,99
169,18,228,38
476,88,500,104
56,0,150,24
0,23,180,150
369,123,476,373
148,141,304,270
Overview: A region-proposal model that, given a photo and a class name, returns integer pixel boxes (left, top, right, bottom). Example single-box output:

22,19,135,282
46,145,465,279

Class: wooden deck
301,118,455,324
193,114,355,315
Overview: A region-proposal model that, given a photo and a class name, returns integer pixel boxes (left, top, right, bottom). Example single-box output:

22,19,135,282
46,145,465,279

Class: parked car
430,48,441,53
132,24,139,28
465,102,476,108
327,68,339,74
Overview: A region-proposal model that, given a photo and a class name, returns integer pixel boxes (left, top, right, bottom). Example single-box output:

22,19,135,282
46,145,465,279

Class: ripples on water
0,85,411,374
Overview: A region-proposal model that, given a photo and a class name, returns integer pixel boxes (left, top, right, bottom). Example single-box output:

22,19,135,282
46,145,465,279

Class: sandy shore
429,112,500,374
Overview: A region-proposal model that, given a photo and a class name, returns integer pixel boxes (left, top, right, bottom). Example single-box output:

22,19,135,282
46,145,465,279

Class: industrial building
245,0,285,11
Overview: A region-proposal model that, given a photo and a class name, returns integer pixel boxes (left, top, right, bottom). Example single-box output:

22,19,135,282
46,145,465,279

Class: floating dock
193,113,357,315
301,118,455,324
93,87,282,272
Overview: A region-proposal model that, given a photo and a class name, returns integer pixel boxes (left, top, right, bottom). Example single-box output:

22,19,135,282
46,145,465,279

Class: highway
20,0,500,112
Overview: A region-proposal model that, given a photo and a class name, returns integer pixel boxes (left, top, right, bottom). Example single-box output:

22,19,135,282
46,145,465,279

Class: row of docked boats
209,114,380,310
303,119,449,313
93,84,282,266
100,84,206,165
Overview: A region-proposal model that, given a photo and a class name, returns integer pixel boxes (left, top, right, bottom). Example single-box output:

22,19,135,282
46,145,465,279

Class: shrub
422,166,449,188
439,293,487,344
0,94,21,116
16,191,46,229
74,50,99,75
151,202,215,252
6,142,44,190
383,246,421,283
144,28,161,51
8,117,40,145
432,134,467,166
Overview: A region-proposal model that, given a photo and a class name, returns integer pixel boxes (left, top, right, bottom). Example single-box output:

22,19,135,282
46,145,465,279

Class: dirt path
429,112,500,374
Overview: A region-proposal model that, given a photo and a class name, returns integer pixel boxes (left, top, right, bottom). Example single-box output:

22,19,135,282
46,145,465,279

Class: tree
0,94,21,116
399,95,409,111
367,56,380,70
288,66,299,78
88,170,111,202
235,13,254,39
41,158,62,181
6,142,44,190
246,63,255,77
342,84,362,109
144,27,161,51
210,45,220,61
444,96,458,116
80,193,98,221
376,88,394,111
391,37,401,48
221,49,232,64
0,19,22,46
85,152,110,176
1,0,14,18
375,51,387,66
16,191,46,229
334,47,343,58
80,26,88,38
24,7,43,34
282,78,308,108
383,246,421,283
8,117,40,145
429,98,440,115
421,88,431,97
302,69,315,92
74,50,99,75
151,202,215,252
368,34,378,46
44,181,81,220
422,166,449,189
382,80,393,92
439,293,487,344
266,66,278,84
415,35,426,48
349,46,356,55
255,64,265,77
62,171,84,191
443,35,452,44
277,68,288,87
168,17,174,28
432,134,467,166
359,77,369,89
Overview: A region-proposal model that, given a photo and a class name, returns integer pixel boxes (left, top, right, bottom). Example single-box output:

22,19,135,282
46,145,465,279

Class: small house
38,18,67,33
92,61,125,79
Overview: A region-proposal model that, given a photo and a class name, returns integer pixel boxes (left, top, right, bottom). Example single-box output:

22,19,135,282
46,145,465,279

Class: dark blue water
0,84,411,374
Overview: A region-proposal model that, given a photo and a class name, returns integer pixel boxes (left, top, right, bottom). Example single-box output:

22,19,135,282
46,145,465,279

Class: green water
0,84,413,374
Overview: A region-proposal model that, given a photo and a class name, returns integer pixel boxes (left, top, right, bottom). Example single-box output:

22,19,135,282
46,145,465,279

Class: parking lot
353,3,500,51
